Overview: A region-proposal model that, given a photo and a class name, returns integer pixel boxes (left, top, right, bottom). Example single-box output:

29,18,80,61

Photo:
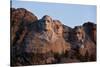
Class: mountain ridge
11,8,96,66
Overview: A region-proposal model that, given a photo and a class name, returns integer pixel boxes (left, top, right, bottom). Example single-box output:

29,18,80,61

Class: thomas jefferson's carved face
73,26,85,42
41,15,53,31
53,20,63,35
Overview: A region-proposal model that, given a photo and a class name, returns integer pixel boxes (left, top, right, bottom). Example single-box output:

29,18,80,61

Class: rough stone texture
11,8,38,66
11,8,96,66
62,25,72,42
11,8,38,46
72,26,96,61
23,15,71,54
83,22,96,44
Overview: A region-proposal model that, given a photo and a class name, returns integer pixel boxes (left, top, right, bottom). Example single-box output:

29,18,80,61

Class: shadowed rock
11,8,38,46
62,25,72,42
11,8,96,66
72,26,96,61
23,15,71,54
83,22,96,44
11,8,38,66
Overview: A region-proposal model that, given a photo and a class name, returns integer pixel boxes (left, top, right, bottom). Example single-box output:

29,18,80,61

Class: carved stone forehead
74,26,84,32
53,20,62,26
42,15,52,21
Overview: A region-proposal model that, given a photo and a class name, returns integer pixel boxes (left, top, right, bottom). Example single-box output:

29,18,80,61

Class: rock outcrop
83,22,96,44
11,8,96,66
11,8,38,46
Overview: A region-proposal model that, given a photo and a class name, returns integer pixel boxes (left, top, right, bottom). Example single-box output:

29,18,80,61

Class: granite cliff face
11,8,96,66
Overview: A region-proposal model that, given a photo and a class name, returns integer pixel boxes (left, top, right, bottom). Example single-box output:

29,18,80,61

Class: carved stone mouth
43,26,49,31
44,28,48,31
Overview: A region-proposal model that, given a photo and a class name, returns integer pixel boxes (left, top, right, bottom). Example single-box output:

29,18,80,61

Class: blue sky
11,0,96,28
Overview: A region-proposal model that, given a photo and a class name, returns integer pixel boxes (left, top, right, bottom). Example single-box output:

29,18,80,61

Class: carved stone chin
40,31,53,42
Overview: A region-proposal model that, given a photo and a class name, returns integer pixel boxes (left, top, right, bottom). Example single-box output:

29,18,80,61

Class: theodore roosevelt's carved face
41,15,53,31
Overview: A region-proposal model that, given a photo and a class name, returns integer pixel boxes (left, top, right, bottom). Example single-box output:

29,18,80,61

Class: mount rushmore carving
11,8,96,66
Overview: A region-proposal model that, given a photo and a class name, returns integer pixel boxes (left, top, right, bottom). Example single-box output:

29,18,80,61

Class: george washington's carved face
40,15,53,31
73,26,85,42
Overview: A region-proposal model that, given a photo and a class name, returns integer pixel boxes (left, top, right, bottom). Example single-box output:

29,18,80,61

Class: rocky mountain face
11,8,96,66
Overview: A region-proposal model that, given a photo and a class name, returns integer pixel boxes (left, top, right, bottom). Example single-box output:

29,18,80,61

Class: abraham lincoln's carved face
40,15,53,31
73,26,85,42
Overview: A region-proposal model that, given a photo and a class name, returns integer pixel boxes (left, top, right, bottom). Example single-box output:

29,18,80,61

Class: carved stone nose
81,45,84,48
45,21,47,24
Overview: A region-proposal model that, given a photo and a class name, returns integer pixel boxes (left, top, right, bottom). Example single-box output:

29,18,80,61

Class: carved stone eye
46,20,50,22
43,19,50,23
74,32,77,35
56,25,59,29
77,32,81,34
